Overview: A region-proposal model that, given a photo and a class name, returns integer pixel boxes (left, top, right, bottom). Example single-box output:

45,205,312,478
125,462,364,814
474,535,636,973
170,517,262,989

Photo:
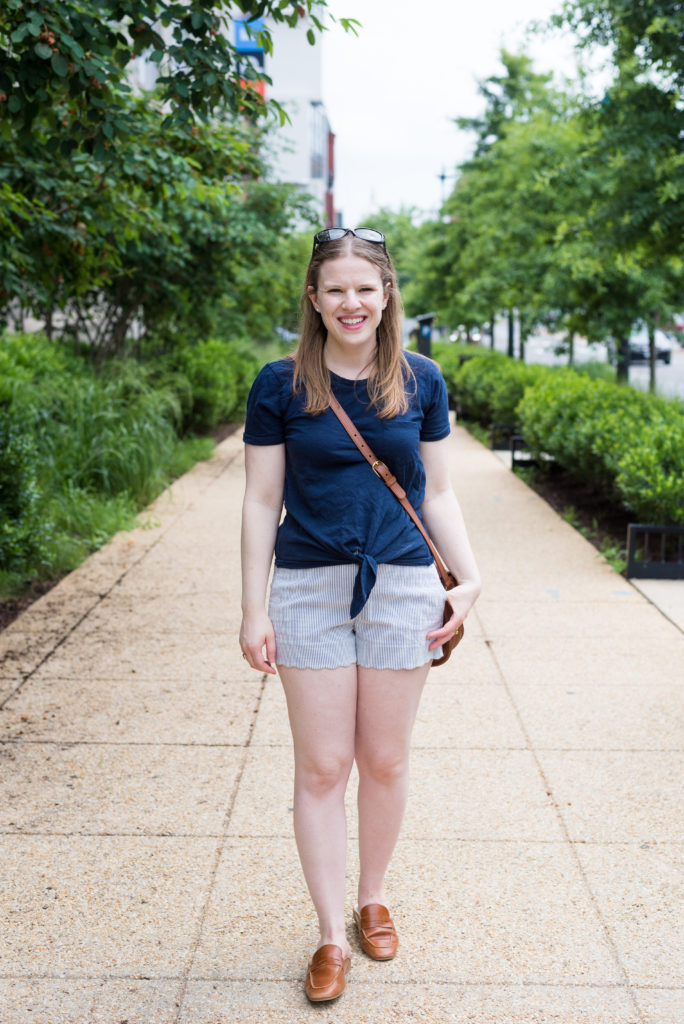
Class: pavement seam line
171,670,269,1023
483,637,646,1022
627,578,684,635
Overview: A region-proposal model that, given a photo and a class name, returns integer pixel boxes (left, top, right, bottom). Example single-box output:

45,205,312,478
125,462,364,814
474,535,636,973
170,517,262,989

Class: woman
239,226,481,1003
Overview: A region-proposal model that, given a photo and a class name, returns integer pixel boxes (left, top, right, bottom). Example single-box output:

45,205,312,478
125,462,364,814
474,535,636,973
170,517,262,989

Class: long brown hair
292,235,414,417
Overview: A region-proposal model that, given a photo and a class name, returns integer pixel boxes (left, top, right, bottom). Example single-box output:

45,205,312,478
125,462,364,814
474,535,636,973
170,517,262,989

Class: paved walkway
0,426,681,1024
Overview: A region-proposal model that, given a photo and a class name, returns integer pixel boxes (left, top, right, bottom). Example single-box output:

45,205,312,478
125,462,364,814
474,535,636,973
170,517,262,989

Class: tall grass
38,367,182,503
0,334,222,595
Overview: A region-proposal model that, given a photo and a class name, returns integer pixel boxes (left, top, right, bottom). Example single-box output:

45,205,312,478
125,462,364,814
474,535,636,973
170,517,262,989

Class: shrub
517,373,684,524
431,345,684,525
42,367,182,504
0,406,51,576
173,337,260,433
442,351,553,426
616,424,684,525
430,342,493,404
0,332,221,590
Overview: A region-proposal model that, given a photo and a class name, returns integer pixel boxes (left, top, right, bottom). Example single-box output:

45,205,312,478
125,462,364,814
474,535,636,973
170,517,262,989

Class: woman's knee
356,746,409,787
295,752,354,796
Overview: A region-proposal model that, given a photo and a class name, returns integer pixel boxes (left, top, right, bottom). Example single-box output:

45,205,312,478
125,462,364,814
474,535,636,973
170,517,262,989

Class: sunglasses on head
311,227,386,258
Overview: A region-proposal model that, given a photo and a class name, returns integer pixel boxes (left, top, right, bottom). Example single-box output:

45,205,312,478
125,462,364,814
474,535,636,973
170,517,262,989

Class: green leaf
306,28,315,45
8,95,21,114
66,37,85,60
10,25,29,44
34,42,54,60
51,54,70,77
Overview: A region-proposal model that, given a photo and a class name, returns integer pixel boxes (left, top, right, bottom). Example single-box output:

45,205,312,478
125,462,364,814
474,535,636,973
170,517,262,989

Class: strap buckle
371,459,386,477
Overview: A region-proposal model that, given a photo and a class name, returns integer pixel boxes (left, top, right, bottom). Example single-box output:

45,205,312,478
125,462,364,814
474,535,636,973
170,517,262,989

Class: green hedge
429,342,495,406
517,373,684,525
435,349,684,525
171,337,259,434
447,351,552,425
0,332,259,591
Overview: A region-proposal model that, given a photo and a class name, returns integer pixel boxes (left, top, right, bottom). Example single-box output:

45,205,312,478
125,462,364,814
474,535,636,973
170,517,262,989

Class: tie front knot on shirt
350,553,379,618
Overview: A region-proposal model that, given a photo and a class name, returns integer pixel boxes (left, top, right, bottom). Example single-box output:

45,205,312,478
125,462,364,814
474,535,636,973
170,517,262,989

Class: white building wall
125,11,334,220
263,19,331,218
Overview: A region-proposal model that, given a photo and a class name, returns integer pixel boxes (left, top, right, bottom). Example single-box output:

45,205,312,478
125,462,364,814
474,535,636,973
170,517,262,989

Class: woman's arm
240,442,286,673
419,436,481,651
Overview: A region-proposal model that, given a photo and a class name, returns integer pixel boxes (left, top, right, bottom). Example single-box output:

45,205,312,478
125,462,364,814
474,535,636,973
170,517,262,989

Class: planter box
626,524,684,579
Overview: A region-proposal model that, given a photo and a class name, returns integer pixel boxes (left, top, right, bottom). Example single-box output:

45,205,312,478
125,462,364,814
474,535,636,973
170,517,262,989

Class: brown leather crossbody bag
328,392,464,666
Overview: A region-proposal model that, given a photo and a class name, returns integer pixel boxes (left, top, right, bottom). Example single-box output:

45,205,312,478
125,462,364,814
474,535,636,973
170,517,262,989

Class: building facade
234,15,337,227
129,13,337,226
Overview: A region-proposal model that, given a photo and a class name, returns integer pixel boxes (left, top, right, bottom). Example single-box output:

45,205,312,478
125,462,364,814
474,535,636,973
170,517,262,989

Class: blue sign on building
234,18,265,53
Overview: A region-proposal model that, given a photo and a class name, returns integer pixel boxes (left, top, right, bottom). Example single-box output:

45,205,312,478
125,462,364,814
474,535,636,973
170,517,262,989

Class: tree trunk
489,311,495,350
107,306,135,361
507,309,515,358
519,312,526,362
616,336,630,382
567,331,575,367
648,324,656,394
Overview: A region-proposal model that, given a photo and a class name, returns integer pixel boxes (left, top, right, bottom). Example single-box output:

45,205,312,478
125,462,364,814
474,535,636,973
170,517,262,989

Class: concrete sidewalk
0,426,681,1024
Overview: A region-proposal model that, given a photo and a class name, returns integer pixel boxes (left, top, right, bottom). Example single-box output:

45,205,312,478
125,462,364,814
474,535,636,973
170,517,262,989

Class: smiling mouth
339,316,366,326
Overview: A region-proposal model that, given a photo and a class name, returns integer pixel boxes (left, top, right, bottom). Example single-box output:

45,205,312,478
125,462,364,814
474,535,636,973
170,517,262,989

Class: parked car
628,328,677,364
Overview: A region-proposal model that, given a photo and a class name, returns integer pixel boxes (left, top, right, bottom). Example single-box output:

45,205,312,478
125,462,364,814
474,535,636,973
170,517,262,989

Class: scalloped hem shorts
268,563,445,670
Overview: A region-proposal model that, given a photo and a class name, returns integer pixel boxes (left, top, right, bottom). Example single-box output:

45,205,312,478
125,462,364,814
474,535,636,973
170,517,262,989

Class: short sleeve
243,364,286,445
419,365,450,441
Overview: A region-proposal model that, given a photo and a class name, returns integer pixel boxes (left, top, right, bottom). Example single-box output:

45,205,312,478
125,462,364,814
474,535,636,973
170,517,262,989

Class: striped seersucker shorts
267,563,445,670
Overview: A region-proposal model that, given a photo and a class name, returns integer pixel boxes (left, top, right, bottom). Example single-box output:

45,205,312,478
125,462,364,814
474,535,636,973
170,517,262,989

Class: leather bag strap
328,392,457,590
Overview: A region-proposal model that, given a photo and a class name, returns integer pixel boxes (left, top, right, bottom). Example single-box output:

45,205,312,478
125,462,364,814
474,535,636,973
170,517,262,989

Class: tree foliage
403,26,683,380
0,1,352,354
556,0,684,86
0,1,359,151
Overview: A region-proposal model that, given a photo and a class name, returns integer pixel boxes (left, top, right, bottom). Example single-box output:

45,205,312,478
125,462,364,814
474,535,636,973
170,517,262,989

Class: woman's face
309,254,389,355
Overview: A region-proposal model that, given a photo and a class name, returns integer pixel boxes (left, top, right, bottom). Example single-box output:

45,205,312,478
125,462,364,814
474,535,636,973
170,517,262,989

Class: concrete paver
0,426,682,1023
632,580,684,632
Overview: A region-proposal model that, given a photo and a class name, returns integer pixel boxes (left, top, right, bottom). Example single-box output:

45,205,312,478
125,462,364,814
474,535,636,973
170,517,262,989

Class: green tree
550,2,684,381
1,91,311,355
556,0,684,86
359,206,426,305
0,1,359,151
0,2,358,351
412,52,573,355
456,50,556,156
413,38,683,382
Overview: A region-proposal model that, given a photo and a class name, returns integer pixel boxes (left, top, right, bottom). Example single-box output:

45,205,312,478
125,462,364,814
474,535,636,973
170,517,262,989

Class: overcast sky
320,0,586,226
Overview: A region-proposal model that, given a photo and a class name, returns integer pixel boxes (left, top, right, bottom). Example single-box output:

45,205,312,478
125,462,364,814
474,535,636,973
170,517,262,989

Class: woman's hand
426,580,480,652
239,610,277,674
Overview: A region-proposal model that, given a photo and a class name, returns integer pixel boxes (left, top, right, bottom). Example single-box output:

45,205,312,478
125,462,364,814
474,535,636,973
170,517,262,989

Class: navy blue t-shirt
243,351,450,616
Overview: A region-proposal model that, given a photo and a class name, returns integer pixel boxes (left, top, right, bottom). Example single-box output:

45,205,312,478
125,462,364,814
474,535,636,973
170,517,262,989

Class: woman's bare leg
278,664,358,956
354,663,431,909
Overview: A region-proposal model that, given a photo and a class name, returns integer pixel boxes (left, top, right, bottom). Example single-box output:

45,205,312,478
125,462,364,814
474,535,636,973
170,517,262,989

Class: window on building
309,101,327,180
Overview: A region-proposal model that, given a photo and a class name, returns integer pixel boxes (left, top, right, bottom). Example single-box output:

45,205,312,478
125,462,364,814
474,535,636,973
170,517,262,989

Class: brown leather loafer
304,944,351,1002
353,903,399,960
